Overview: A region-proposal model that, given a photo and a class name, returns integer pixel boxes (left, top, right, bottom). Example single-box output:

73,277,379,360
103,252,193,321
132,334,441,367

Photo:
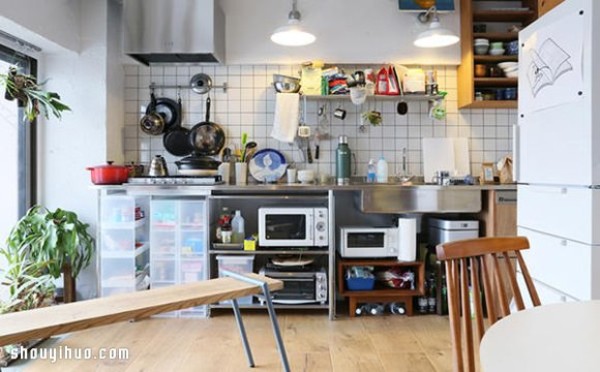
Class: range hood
123,0,225,65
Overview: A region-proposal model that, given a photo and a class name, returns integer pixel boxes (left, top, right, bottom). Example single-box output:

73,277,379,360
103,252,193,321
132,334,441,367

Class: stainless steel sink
359,186,481,213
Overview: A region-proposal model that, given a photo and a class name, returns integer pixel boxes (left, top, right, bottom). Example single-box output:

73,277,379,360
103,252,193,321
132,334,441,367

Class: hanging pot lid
190,73,213,95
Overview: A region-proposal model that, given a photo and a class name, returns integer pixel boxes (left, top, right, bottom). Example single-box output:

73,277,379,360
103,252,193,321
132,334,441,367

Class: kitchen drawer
517,185,600,245
518,227,600,300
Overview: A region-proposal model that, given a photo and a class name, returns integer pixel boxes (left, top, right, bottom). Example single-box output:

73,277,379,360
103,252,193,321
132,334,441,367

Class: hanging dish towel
271,93,300,143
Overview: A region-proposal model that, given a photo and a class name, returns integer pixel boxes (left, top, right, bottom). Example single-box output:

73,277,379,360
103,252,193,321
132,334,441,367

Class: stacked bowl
489,42,505,56
474,38,489,55
498,62,518,78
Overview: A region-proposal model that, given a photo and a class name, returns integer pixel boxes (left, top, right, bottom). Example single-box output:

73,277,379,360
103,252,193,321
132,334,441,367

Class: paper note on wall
422,138,471,182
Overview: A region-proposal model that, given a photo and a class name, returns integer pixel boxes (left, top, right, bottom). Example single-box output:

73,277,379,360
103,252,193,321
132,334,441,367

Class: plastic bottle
369,303,385,316
427,273,437,314
231,210,245,244
366,159,376,183
355,304,369,316
376,155,388,183
389,302,406,315
336,135,351,185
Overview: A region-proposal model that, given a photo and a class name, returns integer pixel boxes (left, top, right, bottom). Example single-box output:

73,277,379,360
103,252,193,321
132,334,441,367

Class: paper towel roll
398,218,417,262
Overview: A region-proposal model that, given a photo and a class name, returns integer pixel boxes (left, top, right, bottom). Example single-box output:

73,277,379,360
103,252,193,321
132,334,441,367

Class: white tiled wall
123,64,516,180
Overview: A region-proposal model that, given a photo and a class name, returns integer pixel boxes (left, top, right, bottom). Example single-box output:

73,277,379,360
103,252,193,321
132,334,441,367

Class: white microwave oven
258,207,329,247
338,218,417,260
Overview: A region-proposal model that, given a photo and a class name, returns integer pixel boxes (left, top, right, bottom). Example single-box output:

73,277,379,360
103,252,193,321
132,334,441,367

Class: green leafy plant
5,206,95,279
362,110,383,126
0,244,55,314
1,66,70,122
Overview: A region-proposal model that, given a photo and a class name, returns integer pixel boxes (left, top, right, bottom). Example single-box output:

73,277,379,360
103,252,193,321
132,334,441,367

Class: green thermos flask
336,135,351,185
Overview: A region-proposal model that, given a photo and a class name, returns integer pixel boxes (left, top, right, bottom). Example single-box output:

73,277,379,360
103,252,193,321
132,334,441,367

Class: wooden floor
11,312,454,372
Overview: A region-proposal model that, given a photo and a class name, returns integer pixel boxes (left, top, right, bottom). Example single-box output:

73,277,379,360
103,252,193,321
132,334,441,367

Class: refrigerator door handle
513,124,519,182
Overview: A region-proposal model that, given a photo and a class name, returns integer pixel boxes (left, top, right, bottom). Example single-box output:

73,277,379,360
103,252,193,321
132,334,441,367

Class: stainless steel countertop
93,183,517,192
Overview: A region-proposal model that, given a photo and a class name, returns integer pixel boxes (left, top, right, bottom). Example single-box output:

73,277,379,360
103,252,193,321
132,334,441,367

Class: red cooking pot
87,161,131,185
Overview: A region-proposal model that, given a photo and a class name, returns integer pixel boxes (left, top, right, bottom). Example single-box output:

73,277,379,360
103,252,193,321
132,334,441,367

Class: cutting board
422,138,471,182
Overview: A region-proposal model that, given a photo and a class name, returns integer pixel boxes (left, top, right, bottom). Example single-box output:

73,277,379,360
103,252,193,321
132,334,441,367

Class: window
0,44,37,243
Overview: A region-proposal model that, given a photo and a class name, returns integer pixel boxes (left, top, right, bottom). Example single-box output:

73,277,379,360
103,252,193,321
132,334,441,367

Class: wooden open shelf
473,9,536,22
474,32,519,41
474,77,518,87
337,258,425,317
474,55,519,63
458,0,538,109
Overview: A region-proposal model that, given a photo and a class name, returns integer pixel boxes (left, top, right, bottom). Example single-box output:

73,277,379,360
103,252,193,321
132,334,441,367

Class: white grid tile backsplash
123,64,517,180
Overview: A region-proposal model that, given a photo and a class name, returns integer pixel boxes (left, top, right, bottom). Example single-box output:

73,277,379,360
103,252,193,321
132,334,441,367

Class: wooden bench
0,271,290,371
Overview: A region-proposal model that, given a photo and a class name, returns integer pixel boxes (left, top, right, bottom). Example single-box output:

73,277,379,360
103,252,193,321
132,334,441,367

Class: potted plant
4,206,95,303
0,242,55,366
1,66,70,122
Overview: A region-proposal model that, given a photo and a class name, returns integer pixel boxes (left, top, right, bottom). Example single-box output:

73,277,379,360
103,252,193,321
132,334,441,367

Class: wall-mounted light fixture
270,0,316,47
414,6,459,48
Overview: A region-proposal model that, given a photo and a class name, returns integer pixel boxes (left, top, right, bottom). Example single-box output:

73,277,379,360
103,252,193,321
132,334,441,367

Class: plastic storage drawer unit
217,255,255,305
428,218,479,246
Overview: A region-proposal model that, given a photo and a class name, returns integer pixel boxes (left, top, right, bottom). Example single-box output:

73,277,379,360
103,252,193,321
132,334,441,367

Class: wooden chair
436,236,541,372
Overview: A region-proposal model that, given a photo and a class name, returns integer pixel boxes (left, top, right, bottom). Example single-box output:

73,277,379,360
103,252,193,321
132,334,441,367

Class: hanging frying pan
147,96,179,131
163,93,193,157
188,97,225,156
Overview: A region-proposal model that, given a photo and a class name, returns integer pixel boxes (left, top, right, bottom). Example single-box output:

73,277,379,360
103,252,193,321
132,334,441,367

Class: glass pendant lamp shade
271,0,316,47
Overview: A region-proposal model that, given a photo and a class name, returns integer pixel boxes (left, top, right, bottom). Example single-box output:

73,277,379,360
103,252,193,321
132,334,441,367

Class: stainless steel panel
123,0,225,64
360,188,482,213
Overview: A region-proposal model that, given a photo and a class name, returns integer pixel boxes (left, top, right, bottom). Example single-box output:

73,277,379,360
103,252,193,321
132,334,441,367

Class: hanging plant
1,66,70,122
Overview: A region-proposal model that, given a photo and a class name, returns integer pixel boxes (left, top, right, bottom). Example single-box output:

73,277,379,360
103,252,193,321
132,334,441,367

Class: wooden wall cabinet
539,0,564,17
458,0,539,109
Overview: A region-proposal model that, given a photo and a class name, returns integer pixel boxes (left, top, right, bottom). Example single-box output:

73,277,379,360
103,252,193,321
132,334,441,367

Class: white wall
221,0,461,65
37,1,106,299
0,0,81,53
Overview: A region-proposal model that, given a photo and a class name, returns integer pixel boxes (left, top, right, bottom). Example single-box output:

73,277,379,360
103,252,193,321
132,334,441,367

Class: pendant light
271,0,316,47
414,6,459,48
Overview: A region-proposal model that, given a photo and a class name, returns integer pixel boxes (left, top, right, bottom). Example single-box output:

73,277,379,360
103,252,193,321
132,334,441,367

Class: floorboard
6,312,453,372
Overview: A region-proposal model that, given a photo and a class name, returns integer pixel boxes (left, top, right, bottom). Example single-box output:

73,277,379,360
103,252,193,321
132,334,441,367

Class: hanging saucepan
149,96,179,131
188,97,225,156
190,73,213,95
139,91,165,135
163,93,193,157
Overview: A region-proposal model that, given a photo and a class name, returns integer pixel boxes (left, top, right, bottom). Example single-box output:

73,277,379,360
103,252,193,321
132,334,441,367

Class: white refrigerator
516,0,600,304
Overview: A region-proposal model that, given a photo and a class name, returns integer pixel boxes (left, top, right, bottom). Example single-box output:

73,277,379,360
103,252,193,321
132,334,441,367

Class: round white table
480,301,600,372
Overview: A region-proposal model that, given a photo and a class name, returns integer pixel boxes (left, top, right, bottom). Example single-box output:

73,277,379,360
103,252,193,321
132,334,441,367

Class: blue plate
249,149,287,182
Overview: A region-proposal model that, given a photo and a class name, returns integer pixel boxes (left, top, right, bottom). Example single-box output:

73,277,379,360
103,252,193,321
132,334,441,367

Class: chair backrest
436,236,541,372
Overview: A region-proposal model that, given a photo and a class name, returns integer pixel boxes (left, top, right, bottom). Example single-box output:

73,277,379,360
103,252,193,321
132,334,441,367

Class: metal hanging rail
149,73,227,94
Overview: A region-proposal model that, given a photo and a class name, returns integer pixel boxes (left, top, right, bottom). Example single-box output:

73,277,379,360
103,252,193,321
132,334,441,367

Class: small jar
475,92,483,101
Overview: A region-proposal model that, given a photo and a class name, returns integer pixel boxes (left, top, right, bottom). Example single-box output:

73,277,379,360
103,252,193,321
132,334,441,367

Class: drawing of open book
527,38,573,97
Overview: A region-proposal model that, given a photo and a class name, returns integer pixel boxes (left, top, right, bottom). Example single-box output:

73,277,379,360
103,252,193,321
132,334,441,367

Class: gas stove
126,176,223,185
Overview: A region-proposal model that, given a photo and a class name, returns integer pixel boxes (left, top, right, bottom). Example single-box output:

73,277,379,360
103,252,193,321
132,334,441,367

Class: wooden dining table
480,300,600,372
